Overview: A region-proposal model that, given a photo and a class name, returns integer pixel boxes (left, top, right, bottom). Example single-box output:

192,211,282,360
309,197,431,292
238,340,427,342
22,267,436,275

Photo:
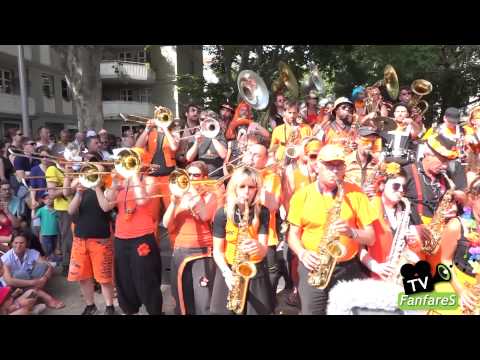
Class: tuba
237,70,269,110
226,200,258,314
422,171,456,255
272,61,299,100
301,63,325,96
408,79,432,116
308,181,347,289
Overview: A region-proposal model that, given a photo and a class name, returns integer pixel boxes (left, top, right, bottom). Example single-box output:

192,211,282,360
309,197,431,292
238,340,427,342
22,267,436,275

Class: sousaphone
301,63,325,96
237,70,269,110
372,64,400,101
272,61,299,100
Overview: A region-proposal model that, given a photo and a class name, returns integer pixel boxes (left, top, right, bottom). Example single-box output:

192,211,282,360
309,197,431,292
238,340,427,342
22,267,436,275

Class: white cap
86,130,97,137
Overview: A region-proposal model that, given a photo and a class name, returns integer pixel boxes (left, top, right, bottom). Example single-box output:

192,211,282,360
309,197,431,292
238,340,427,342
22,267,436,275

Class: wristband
350,228,359,240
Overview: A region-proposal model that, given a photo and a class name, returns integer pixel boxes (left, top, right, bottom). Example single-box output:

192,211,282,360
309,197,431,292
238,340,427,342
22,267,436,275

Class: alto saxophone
462,275,480,315
422,171,456,255
226,201,258,314
308,181,347,289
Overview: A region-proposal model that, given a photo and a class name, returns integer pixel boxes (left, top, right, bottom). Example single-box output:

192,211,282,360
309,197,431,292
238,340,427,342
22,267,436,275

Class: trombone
120,105,173,128
177,118,220,140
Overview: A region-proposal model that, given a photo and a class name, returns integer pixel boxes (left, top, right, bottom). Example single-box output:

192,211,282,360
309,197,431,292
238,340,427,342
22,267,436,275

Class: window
118,51,133,62
61,79,71,101
138,88,151,103
137,50,147,63
0,69,12,94
41,73,54,98
120,89,133,101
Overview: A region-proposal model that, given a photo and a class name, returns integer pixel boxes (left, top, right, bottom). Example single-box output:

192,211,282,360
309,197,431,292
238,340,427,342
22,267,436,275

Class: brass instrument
114,148,143,179
78,163,104,189
422,171,456,255
301,63,325,96
373,64,400,101
226,200,257,314
271,61,299,100
308,181,347,289
408,79,432,116
120,105,173,128
362,153,385,197
237,70,269,110
177,118,220,140
386,197,412,284
168,169,230,197
462,275,480,315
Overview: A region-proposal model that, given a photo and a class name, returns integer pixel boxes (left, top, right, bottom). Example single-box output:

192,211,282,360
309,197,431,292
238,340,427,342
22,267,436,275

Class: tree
51,45,104,131
177,45,480,127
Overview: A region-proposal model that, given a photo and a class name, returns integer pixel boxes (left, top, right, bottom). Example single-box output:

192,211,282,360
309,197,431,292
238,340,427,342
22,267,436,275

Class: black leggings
114,234,163,315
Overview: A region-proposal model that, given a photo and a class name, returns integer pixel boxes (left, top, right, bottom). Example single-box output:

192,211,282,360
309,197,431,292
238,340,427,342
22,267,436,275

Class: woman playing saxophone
210,166,274,315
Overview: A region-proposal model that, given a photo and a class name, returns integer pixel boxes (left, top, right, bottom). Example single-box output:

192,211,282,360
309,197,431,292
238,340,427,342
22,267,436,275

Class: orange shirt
115,188,156,239
287,182,377,262
260,168,282,246
169,208,213,249
143,128,176,167
270,123,312,161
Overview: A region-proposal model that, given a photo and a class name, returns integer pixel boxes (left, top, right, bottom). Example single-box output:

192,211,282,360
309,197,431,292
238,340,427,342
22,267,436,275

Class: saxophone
362,153,385,198
226,201,258,314
386,197,412,284
308,181,347,289
462,275,480,315
422,171,456,255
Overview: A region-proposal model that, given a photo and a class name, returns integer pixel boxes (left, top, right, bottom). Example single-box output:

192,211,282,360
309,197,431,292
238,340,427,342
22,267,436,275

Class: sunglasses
188,173,202,178
27,142,36,146
16,132,23,136
391,183,405,192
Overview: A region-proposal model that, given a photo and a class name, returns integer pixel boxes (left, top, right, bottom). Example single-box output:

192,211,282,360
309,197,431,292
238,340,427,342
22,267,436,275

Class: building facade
0,45,204,138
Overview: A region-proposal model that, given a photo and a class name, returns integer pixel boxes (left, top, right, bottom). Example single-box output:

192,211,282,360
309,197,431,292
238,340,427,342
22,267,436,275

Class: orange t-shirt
270,123,312,161
115,188,156,239
169,208,213,249
287,181,377,262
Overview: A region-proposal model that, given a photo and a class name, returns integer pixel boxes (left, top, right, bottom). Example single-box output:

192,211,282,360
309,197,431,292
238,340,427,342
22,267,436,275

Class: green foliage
175,45,480,126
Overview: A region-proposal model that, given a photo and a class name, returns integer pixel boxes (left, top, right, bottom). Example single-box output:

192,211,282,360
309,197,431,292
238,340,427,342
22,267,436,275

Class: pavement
41,227,300,315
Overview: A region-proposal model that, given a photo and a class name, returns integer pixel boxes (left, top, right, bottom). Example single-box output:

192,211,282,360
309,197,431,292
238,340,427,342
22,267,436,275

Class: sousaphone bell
237,70,269,110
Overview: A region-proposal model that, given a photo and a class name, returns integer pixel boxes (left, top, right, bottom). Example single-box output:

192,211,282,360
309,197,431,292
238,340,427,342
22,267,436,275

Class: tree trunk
51,45,104,132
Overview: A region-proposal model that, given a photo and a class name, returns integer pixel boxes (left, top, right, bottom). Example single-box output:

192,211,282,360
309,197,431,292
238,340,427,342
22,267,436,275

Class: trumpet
168,168,230,197
120,105,173,128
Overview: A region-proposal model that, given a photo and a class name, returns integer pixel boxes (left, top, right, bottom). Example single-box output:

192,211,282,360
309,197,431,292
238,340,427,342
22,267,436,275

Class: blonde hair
225,166,263,232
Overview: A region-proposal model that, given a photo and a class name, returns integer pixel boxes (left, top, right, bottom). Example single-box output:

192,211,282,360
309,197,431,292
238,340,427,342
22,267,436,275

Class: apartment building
0,45,76,139
0,45,204,138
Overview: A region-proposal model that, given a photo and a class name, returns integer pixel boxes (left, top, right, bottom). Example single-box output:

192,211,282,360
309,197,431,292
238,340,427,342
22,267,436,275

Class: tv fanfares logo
397,260,458,311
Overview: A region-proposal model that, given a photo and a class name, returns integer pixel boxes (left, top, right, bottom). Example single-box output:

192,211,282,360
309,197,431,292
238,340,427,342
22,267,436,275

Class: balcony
100,61,155,84
103,101,154,119
0,45,32,61
0,93,35,116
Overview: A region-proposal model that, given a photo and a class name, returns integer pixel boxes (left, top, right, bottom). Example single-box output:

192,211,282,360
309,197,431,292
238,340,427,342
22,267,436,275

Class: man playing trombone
134,106,179,244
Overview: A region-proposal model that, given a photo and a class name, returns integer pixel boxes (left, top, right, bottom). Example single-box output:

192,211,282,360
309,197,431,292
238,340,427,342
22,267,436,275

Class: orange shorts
68,237,114,284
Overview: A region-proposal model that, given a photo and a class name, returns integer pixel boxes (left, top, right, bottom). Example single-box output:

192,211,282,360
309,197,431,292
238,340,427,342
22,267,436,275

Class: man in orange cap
287,144,377,314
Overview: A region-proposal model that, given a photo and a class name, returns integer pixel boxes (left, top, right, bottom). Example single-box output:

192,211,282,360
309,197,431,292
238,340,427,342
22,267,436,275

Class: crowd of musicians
1,68,480,315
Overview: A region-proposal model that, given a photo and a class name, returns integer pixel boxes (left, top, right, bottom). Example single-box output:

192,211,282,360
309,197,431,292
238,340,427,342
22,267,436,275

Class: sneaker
81,304,98,315
104,305,116,315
